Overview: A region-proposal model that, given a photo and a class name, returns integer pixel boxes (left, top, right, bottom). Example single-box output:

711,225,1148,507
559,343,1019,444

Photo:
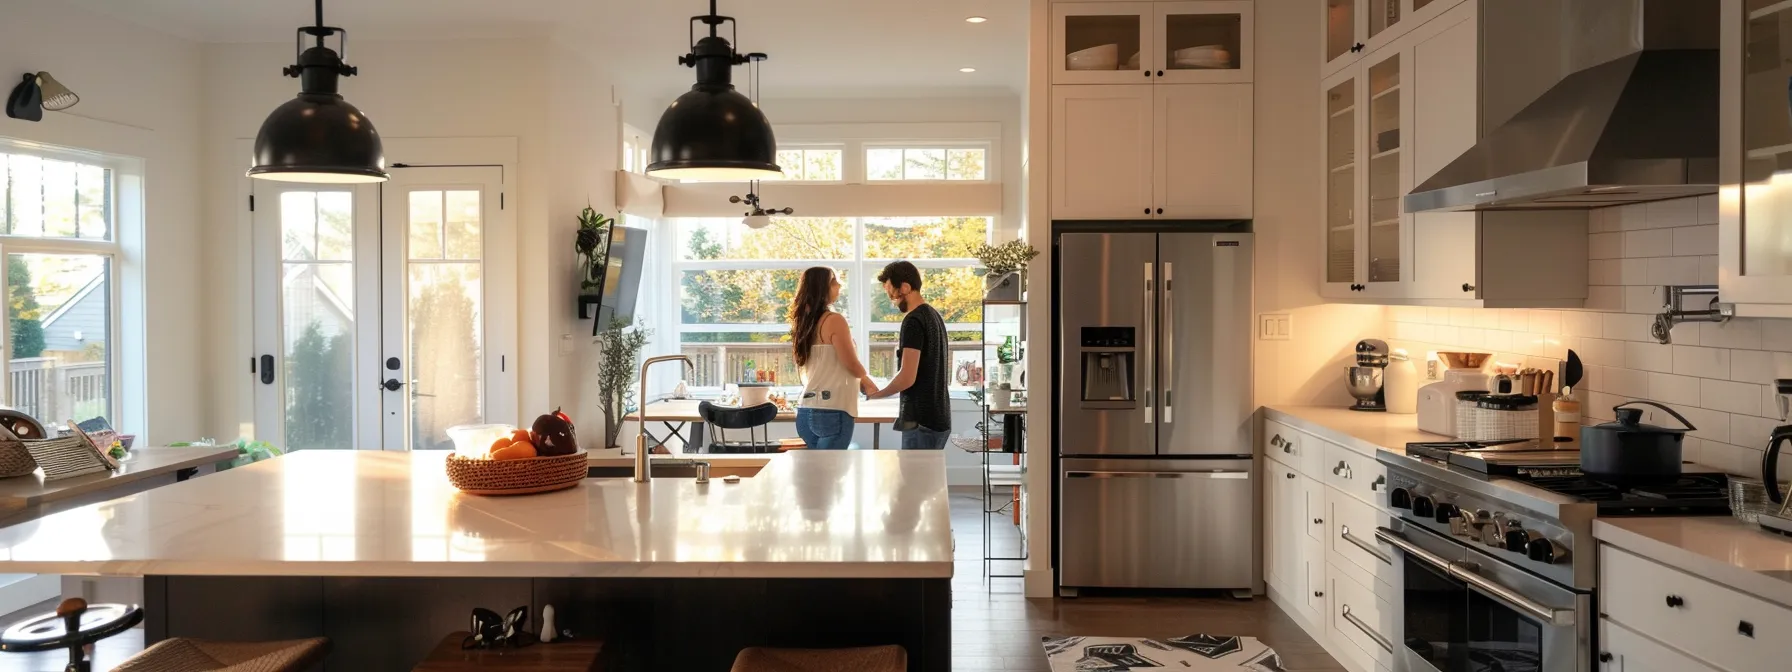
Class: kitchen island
0,449,953,670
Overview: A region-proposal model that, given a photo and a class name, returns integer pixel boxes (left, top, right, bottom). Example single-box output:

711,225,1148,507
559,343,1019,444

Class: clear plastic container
446,424,515,458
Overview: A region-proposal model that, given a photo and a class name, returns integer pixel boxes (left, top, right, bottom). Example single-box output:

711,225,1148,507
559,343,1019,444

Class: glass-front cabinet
1724,0,1792,314
1324,74,1359,294
1322,0,1465,79
1321,45,1413,299
1366,53,1404,285
1053,2,1253,85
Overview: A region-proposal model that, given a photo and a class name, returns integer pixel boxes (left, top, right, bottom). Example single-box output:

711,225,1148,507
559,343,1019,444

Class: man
867,260,951,449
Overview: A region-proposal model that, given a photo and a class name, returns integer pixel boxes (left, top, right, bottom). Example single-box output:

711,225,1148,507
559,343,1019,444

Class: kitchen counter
0,446,237,526
1262,405,1431,458
1594,517,1792,607
0,448,953,579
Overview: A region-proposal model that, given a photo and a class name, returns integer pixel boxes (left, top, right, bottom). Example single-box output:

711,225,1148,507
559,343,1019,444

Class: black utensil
1562,350,1583,395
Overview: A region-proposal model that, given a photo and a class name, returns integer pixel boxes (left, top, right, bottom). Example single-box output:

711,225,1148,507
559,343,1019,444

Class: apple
531,408,578,456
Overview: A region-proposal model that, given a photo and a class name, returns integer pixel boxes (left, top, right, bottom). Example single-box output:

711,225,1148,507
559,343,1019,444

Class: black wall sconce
5,72,80,122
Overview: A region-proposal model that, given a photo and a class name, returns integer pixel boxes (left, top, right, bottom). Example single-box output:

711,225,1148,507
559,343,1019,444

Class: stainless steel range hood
1405,0,1718,212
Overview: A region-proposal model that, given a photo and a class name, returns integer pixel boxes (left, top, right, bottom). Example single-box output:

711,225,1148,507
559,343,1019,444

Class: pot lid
1594,401,1696,434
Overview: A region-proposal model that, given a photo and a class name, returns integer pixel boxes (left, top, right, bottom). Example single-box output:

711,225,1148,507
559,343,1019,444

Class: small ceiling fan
729,181,793,229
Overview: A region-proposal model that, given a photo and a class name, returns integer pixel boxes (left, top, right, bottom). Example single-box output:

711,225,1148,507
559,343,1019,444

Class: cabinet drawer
1327,561,1394,672
1599,617,1721,672
1328,488,1397,589
1323,440,1387,507
1264,419,1303,467
1601,546,1792,672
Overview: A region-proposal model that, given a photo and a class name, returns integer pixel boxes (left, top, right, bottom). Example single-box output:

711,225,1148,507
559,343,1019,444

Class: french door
251,165,514,451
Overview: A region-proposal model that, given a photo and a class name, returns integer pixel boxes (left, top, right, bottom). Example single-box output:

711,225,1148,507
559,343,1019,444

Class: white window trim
769,145,846,184
863,142,994,183
0,140,136,431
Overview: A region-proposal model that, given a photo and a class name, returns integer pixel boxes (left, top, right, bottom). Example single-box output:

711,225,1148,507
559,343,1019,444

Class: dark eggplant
1580,401,1695,482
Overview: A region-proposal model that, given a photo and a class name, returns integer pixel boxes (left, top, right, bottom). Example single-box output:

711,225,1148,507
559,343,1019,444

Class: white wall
0,0,206,444
200,36,619,441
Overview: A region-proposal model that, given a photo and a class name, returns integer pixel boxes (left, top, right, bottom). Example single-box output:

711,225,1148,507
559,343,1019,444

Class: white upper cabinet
1052,85,1155,219
1053,2,1253,85
1155,84,1253,219
1322,0,1467,84
1721,0,1792,317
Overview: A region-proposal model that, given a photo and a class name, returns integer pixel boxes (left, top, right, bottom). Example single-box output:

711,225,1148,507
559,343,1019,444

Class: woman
790,267,878,450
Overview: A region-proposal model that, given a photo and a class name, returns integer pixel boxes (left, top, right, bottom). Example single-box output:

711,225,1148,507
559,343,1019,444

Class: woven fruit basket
445,450,588,496
0,440,38,478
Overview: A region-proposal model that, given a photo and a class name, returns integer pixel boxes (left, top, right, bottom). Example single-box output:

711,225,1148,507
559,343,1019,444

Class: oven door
1377,522,1591,672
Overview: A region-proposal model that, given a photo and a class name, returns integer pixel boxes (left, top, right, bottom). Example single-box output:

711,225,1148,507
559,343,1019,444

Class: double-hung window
0,149,121,427
673,216,988,392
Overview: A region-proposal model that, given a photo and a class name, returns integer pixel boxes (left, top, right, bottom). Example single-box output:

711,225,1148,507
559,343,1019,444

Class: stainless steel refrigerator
1055,229,1254,592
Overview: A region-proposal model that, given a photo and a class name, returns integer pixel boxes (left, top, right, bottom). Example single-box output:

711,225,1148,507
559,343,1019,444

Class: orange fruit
492,441,537,461
488,437,514,457
510,429,532,444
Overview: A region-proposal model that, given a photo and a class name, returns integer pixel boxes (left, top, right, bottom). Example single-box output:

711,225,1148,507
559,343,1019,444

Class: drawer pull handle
1665,595,1685,608
1340,604,1392,653
1598,652,1612,663
1340,525,1393,565
1739,620,1755,638
1371,475,1386,492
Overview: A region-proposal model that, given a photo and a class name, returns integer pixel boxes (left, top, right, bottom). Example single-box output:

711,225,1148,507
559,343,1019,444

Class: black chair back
696,402,780,454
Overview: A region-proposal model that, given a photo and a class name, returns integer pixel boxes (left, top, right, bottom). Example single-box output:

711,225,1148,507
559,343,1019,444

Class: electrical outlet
559,334,576,356
1258,313,1293,341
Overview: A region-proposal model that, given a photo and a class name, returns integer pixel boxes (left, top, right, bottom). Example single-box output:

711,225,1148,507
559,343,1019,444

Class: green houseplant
576,206,616,293
595,317,651,448
971,240,1038,302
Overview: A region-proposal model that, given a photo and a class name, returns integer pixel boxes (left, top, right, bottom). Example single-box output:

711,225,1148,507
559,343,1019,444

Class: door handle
1162,261,1173,424
1340,525,1392,565
1067,470,1248,479
381,378,405,392
1340,604,1392,653
1376,527,1577,626
259,354,275,385
1143,262,1154,425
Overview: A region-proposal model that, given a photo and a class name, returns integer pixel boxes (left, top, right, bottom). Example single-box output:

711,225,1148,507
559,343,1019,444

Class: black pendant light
248,0,386,184
646,0,780,182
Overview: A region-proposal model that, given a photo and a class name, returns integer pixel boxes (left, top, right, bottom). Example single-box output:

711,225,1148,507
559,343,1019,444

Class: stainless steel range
1376,441,1730,672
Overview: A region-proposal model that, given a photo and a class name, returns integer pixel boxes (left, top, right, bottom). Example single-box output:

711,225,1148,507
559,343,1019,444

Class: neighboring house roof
282,264,355,323
41,274,105,353
41,273,103,327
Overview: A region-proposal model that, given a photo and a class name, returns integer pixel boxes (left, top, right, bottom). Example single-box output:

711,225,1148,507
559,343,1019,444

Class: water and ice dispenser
1079,327,1137,408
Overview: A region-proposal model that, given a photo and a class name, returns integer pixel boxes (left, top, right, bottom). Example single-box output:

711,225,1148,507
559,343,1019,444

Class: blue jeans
900,426,950,450
795,408,854,450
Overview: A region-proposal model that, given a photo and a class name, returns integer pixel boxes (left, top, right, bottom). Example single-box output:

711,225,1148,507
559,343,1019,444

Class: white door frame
240,137,518,449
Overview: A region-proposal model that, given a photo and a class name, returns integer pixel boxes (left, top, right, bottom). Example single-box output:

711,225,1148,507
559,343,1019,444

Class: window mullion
852,217,869,374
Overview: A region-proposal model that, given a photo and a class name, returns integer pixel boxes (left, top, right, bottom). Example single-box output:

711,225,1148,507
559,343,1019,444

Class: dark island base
143,575,950,671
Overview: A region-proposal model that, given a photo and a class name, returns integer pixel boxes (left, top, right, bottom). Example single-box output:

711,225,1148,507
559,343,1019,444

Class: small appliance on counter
1756,379,1792,536
1345,339,1389,412
1417,351,1490,435
1385,349,1418,414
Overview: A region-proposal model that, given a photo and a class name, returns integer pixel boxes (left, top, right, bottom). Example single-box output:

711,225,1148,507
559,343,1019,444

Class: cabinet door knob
1144,208,1151,215
1144,70,1152,78
1313,518,1324,524
1285,473,1295,480
1155,207,1163,215
1351,42,1365,53
1157,70,1165,77
1462,283,1476,292
1739,620,1755,638
1665,595,1685,608
1314,591,1324,597
1598,652,1612,663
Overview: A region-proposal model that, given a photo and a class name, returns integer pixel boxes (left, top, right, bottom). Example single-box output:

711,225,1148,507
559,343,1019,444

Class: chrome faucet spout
635,355,695,483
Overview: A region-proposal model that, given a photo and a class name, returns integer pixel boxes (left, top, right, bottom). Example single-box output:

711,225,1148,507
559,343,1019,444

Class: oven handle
1340,604,1393,653
1374,527,1576,627
1340,525,1392,565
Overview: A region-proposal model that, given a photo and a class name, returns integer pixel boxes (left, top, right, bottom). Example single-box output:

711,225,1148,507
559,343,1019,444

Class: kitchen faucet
636,355,697,483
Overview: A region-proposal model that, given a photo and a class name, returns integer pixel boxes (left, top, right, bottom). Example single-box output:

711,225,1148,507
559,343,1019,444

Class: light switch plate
1258,313,1293,341
559,334,576,355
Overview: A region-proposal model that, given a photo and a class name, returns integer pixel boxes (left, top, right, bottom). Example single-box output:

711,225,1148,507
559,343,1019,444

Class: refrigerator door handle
1143,262,1154,425
1066,470,1250,479
1162,261,1174,424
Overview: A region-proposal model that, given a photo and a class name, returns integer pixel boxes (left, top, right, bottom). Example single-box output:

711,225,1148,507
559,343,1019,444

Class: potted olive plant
971,240,1039,302
595,317,651,449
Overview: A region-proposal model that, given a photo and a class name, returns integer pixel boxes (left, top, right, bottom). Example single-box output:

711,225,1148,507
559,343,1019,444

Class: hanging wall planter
971,240,1039,302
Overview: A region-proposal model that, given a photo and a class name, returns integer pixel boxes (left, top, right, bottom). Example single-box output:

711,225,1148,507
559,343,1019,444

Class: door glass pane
1404,554,1467,669
1368,55,1402,283
1466,588,1544,671
280,191,355,451
1163,11,1241,72
1741,5,1792,277
1369,0,1400,39
1327,0,1357,63
7,254,111,427
407,189,484,452
1327,79,1357,284
1064,14,1142,72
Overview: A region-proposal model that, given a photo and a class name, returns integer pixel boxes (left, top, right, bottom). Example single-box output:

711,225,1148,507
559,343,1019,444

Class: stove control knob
1526,537,1571,564
1447,515,1471,538
1389,487,1413,509
1506,527,1542,553
1481,515,1509,547
1412,495,1436,518
1433,502,1460,524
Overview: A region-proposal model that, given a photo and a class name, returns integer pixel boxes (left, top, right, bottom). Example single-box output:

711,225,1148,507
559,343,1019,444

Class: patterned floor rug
1041,634,1284,671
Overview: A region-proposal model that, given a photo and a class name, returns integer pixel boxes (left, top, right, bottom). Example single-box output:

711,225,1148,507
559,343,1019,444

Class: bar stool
0,598,142,672
729,645,906,672
111,637,329,672
697,401,781,454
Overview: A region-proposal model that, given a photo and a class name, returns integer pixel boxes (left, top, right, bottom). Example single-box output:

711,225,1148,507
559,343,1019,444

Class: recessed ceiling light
959,67,977,73
965,16,988,23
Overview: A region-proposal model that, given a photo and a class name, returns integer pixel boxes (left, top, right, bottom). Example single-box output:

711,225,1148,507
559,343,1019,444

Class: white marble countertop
0,449,953,580
1594,517,1792,608
1261,405,1432,458
0,446,237,511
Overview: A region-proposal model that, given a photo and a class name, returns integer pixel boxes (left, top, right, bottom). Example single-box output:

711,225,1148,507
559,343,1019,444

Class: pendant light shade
248,0,386,184
647,1,781,182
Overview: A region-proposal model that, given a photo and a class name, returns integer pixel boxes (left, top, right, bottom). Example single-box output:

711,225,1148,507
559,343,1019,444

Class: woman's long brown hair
790,267,836,367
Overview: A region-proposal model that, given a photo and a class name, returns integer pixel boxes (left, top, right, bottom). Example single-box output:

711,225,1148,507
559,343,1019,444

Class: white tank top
799,344,859,417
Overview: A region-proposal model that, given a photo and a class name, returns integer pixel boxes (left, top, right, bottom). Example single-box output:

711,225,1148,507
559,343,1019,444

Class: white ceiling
67,0,1027,101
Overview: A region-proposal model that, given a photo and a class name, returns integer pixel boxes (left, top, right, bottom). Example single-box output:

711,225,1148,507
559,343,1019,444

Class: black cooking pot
1580,401,1695,481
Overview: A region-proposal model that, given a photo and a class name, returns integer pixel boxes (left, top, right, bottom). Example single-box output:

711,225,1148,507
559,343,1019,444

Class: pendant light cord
314,0,326,46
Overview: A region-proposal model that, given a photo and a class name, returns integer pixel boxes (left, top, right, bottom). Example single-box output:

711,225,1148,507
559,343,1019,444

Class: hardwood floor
947,489,1345,672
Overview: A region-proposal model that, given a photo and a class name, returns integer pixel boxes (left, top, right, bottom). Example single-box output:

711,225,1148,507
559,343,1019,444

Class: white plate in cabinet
1328,488,1398,589
1598,617,1722,672
1051,2,1155,85
1599,545,1792,672
1323,440,1388,507
1151,2,1254,85
1154,84,1252,218
1051,85,1155,219
1327,561,1395,672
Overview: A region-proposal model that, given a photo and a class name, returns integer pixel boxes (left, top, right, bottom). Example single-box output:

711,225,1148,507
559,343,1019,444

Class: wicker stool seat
729,645,907,672
112,637,330,672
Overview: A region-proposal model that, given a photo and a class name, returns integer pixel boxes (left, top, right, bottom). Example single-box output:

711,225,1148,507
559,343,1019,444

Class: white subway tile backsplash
1604,366,1651,397
1585,392,1623,422
1585,286,1624,312
1696,194,1719,225
1616,203,1649,231
1589,232,1623,260
1700,319,1762,350
1528,310,1563,335
1427,307,1452,325
1433,325,1460,345
1672,345,1731,379
1456,328,1485,349
1618,258,1650,286
1499,309,1530,332
1697,440,1754,476
1603,313,1652,342
1451,308,1477,327
1761,319,1792,351
1623,286,1663,314
1624,229,1675,258
1582,364,1605,393
1628,342,1676,373
1673,405,1730,444
1701,379,1762,416
1646,257,1700,286
1514,333,1544,357
1576,337,1626,368
1647,196,1698,229
1695,255,1719,284
1483,329,1513,352
1733,414,1782,448
1729,349,1790,385
1561,311,1603,338
1391,306,1426,323
1475,309,1501,329
1672,225,1719,256
1588,259,1619,285
1394,321,1433,342
1589,208,1618,233
1650,373,1701,406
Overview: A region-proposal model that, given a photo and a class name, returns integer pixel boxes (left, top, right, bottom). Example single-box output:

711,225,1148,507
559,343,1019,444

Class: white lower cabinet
1598,617,1721,672
1599,545,1792,672
1326,560,1395,672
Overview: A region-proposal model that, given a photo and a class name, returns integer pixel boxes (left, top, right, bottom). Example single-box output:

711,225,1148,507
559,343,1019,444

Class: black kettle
1764,380,1792,504
1580,401,1695,482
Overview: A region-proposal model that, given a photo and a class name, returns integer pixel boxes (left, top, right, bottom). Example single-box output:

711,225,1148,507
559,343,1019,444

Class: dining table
627,397,901,450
